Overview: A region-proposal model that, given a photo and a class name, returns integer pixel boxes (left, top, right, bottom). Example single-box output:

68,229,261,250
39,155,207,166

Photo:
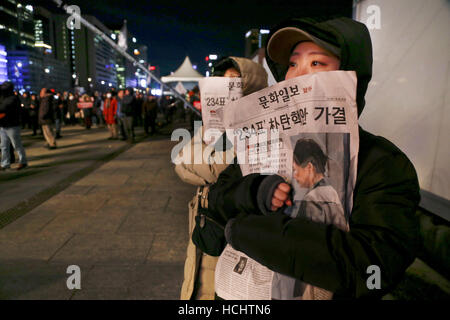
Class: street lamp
44,68,50,73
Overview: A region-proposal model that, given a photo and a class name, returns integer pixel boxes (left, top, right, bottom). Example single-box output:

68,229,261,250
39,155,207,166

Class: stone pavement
0,125,134,221
0,130,197,299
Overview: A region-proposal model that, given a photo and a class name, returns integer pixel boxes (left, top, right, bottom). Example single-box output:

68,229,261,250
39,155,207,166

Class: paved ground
0,123,196,299
0,126,132,220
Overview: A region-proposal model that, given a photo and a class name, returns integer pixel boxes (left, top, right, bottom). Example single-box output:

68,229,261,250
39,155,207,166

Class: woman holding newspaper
196,16,420,299
175,56,268,300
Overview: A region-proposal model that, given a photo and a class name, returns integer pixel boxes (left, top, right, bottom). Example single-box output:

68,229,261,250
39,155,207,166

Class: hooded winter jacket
176,57,268,300
204,17,421,299
175,57,268,186
0,82,21,128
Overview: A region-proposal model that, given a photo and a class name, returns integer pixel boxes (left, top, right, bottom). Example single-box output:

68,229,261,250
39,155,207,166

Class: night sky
35,0,352,76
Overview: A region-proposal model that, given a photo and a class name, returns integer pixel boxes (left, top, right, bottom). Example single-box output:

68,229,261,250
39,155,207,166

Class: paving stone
146,232,189,263
50,234,154,266
59,185,95,196
88,184,147,196
0,261,74,300
70,287,129,300
38,211,99,234
127,263,185,299
99,159,145,169
74,173,130,186
76,210,128,234
104,195,170,212
0,231,74,261
38,194,109,213
0,207,61,236
117,211,178,234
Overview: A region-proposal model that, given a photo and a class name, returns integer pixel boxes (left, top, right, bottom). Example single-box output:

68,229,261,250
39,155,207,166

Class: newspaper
214,244,273,300
215,70,359,300
198,77,243,144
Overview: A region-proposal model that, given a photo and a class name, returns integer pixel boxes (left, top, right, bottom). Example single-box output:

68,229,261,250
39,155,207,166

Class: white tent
161,56,204,83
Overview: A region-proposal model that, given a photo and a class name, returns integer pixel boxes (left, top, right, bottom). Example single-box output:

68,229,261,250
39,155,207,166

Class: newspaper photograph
198,77,243,144
214,244,273,300
215,70,359,300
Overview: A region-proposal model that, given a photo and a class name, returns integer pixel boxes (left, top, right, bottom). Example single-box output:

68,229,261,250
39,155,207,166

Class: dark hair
212,57,240,77
293,138,328,174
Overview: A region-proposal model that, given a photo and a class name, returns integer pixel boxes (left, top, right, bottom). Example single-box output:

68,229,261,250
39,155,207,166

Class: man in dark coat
53,92,63,139
38,88,57,149
142,94,158,135
197,17,421,299
0,81,28,170
121,87,136,143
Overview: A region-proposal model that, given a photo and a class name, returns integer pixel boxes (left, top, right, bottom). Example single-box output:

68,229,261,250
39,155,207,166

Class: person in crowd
67,92,78,125
102,91,118,140
116,89,127,140
29,93,40,136
97,92,106,126
78,94,93,129
142,94,158,135
157,93,170,125
134,92,144,127
194,16,421,300
38,88,57,149
0,82,28,170
54,92,64,139
91,91,99,126
121,87,136,143
172,97,186,123
175,56,269,300
62,91,69,125
20,91,31,129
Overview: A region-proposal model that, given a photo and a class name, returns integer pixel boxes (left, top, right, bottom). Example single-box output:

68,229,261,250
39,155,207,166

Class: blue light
0,44,8,83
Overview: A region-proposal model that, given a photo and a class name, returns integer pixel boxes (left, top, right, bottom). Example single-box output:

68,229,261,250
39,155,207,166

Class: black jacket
204,17,421,299
121,92,135,116
38,95,55,125
0,83,21,127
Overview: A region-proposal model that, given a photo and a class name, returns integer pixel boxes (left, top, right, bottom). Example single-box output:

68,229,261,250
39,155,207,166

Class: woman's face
224,67,241,78
293,161,313,188
285,41,340,80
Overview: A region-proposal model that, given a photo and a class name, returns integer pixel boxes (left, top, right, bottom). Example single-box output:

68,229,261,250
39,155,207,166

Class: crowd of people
0,83,191,170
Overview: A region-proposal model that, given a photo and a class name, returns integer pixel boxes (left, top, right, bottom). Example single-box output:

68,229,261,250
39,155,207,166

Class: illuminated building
244,28,270,58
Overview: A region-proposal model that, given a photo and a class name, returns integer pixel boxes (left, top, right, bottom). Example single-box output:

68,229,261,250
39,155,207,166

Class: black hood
0,81,15,97
266,17,372,116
